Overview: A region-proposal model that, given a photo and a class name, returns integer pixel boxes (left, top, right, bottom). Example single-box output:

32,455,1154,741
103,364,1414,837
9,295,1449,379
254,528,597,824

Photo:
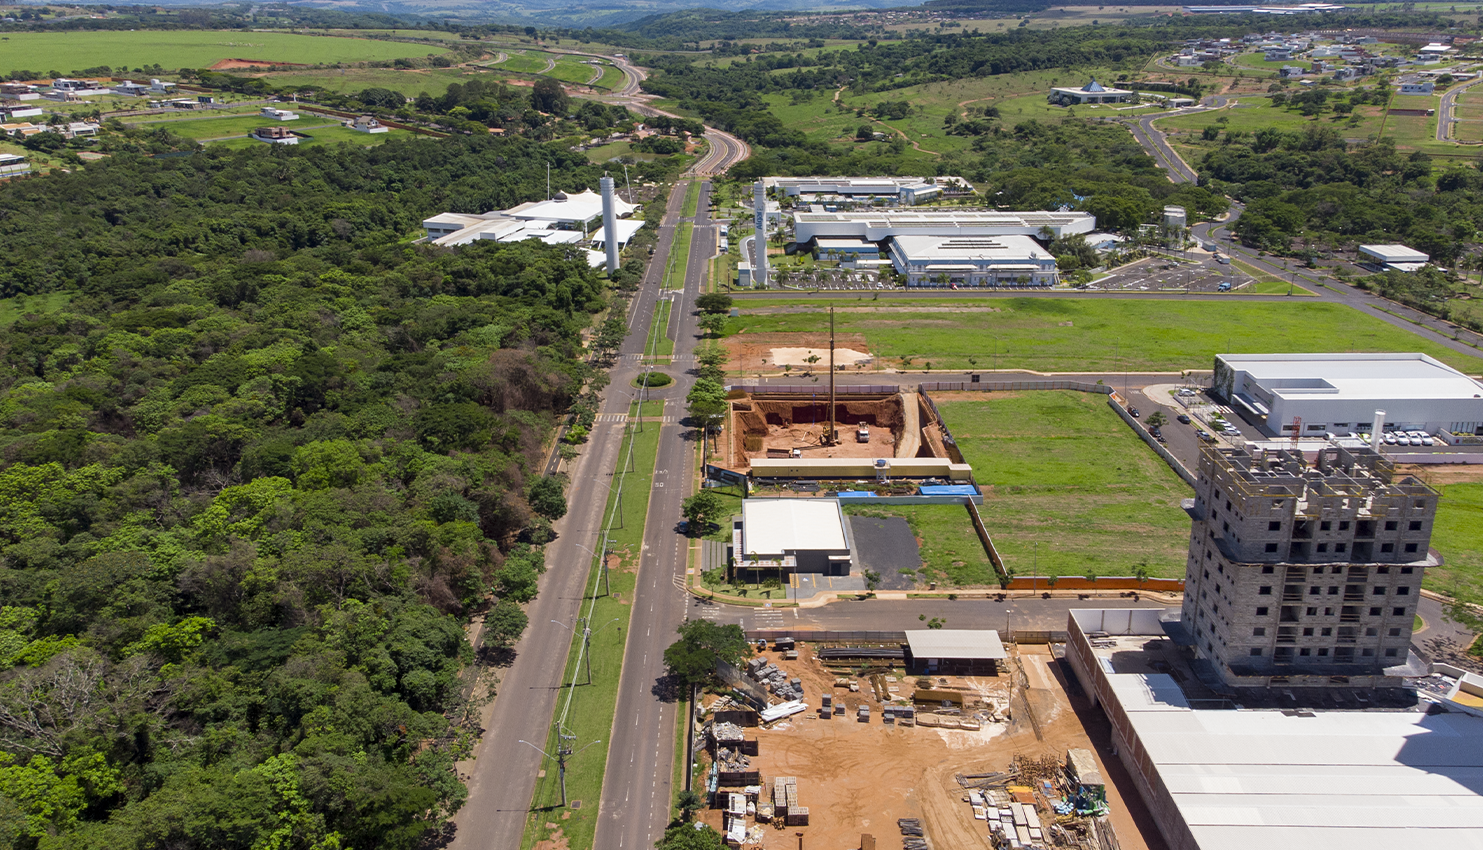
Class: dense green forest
0,136,620,848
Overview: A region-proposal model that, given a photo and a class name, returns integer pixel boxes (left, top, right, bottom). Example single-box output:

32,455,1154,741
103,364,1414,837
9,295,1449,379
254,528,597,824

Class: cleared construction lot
693,639,1161,850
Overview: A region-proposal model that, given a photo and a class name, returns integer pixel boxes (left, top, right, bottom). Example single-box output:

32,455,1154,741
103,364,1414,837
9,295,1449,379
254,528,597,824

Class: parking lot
1086,252,1254,293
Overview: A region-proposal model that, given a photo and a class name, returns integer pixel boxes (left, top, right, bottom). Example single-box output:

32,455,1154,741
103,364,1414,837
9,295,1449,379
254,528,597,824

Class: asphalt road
592,180,716,850
1435,76,1483,142
448,179,690,850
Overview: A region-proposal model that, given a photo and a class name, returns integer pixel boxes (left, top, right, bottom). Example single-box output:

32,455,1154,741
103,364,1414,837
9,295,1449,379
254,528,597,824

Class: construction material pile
898,818,926,850
773,776,809,826
746,657,805,701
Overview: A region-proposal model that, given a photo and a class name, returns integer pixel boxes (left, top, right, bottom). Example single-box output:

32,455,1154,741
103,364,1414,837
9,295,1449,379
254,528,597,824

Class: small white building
62,121,99,139
113,80,149,96
1265,47,1295,60
1400,81,1435,95
888,234,1058,287
0,152,29,177
1214,352,1483,436
1049,80,1135,106
733,498,855,576
149,79,176,93
261,107,298,121
0,122,44,139
1360,243,1429,271
0,105,43,120
347,115,389,134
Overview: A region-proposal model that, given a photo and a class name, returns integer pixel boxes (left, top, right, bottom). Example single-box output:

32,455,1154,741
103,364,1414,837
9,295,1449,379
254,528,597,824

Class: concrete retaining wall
1106,397,1197,487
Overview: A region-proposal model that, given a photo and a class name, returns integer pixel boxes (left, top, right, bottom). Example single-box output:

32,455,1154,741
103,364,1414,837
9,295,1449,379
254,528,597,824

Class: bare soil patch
723,332,871,375
696,643,1159,850
209,58,308,69
1395,463,1483,486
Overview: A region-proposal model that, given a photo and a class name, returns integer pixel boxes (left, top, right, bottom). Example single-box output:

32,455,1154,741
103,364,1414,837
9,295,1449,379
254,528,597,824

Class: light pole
574,541,612,597
1032,542,1038,594
1005,608,1013,644
519,730,601,808
585,476,624,530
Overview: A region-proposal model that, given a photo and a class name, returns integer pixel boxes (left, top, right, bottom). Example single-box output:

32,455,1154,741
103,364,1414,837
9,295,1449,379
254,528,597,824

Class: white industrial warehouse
888,234,1059,286
783,208,1094,288
1067,608,1483,850
732,499,855,576
1213,353,1483,436
421,187,640,269
763,176,958,206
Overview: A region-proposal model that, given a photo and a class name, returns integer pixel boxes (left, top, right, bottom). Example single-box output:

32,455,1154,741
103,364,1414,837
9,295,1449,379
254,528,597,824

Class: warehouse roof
1218,353,1483,403
905,629,1007,660
740,499,849,556
891,234,1052,263
1359,243,1429,264
505,188,636,225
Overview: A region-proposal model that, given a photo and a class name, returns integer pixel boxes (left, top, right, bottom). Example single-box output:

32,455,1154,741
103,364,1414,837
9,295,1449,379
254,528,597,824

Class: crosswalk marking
595,413,630,423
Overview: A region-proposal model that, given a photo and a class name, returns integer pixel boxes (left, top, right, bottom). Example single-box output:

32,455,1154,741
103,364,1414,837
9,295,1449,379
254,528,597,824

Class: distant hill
125,0,924,26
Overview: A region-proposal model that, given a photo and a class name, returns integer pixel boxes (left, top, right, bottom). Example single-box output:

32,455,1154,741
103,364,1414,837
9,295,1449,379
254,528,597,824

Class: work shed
904,629,1007,675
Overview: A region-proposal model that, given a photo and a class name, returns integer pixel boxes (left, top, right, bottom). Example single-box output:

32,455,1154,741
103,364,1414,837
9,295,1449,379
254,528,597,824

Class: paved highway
1435,75,1483,142
448,180,692,850
591,179,715,850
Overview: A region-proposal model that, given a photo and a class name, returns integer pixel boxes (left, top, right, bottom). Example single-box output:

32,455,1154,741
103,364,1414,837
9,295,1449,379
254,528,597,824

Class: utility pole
826,307,837,445
546,162,552,201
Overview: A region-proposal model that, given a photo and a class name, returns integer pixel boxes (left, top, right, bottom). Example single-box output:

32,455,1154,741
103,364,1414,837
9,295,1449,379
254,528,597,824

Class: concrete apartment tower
753,180,768,288
600,175,620,275
1181,443,1437,689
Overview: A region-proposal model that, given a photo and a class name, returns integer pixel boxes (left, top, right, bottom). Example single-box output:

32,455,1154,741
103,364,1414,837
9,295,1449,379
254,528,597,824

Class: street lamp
574,541,613,597
552,616,622,684
1005,608,1013,644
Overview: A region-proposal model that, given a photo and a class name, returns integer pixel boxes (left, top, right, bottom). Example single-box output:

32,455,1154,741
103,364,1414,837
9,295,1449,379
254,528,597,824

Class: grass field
129,114,325,139
1421,481,1483,599
941,392,1193,581
522,416,661,850
645,301,674,358
1157,99,1387,138
262,67,471,97
847,504,999,587
0,291,75,324
499,50,555,74
726,298,1483,374
665,224,694,291
593,64,626,91
0,30,447,74
682,180,701,218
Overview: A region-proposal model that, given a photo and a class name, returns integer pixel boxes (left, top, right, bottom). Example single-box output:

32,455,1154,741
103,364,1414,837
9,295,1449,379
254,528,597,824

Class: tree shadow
477,646,518,668
651,671,682,703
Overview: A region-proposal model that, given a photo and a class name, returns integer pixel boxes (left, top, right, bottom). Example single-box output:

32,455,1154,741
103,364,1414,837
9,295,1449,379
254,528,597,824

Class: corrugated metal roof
905,629,1006,660
740,499,848,555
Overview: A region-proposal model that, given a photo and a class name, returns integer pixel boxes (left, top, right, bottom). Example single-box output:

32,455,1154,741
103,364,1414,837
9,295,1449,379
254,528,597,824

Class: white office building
733,498,855,576
1214,353,1483,436
888,234,1058,287
1048,80,1136,106
792,209,1095,244
765,176,947,206
1359,243,1429,272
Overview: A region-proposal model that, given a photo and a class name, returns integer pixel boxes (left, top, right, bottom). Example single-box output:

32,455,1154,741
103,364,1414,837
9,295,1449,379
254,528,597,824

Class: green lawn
262,67,472,97
665,224,694,291
846,504,998,587
0,30,447,74
545,57,601,86
1157,99,1387,139
128,114,320,139
644,300,674,358
681,181,701,218
0,291,75,324
593,64,626,91
499,50,555,74
725,298,1483,374
522,418,661,850
940,392,1193,580
1423,482,1483,599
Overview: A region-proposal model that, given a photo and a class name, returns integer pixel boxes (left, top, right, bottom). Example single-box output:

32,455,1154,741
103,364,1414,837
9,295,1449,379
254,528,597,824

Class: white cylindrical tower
1371,409,1386,451
600,175,620,275
753,181,768,288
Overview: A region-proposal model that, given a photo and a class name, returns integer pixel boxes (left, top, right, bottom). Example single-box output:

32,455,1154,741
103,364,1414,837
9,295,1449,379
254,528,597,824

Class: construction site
724,390,957,473
692,636,1151,850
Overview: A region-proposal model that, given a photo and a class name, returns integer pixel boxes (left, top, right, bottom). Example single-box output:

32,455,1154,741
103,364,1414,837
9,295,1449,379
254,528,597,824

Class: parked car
1196,429,1216,443
1177,413,1192,424
1422,435,1435,447
1149,426,1163,439
1129,407,1141,418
